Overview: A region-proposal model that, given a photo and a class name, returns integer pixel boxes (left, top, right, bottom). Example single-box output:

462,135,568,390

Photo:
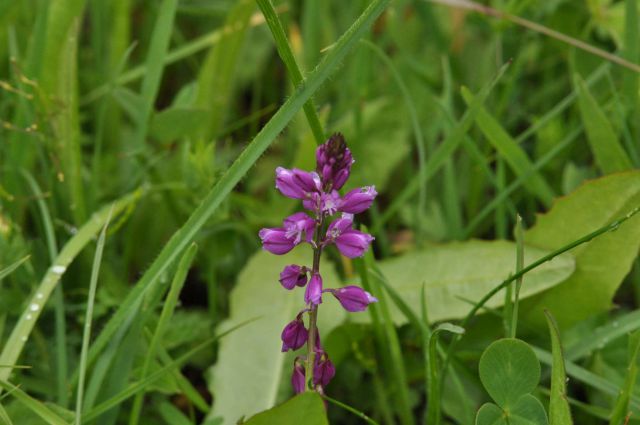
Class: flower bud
275,167,321,199
279,265,308,290
339,186,377,214
304,273,323,305
315,133,353,191
281,317,308,352
329,285,378,312
291,361,306,394
335,229,374,258
258,228,296,255
313,352,336,387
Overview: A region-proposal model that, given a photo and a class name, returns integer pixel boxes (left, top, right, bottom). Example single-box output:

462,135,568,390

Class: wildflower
327,286,378,312
291,360,306,394
304,273,323,305
275,167,321,200
340,186,377,214
281,315,308,352
316,133,353,191
313,351,336,387
279,265,308,290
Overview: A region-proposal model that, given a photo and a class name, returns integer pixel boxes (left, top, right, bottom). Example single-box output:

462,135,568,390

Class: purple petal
275,167,321,199
281,319,308,352
339,186,377,214
291,361,306,394
279,265,308,290
283,212,316,244
330,285,378,312
304,273,323,305
313,354,336,387
258,228,296,255
335,229,374,258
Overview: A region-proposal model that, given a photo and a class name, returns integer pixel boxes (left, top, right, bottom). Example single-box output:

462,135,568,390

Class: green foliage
545,312,573,425
241,393,328,425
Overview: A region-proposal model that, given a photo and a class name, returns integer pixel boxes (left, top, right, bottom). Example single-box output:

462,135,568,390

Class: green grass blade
82,0,390,377
129,243,198,425
574,75,632,174
373,61,510,232
256,0,325,145
82,319,256,422
0,380,70,425
322,395,380,425
0,403,14,425
509,214,525,338
131,0,178,149
544,311,573,425
461,88,555,207
0,256,29,281
0,189,142,387
609,331,640,425
74,210,112,425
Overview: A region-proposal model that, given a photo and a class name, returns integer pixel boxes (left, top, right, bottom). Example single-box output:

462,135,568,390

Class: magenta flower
258,228,295,255
305,273,323,305
340,186,377,214
283,212,316,245
313,352,336,387
328,286,378,312
275,167,321,200
281,316,308,352
279,265,308,290
325,214,374,258
291,360,306,394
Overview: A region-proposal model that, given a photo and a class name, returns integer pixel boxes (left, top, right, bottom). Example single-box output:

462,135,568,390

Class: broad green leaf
208,247,347,424
574,75,632,174
336,98,410,190
375,240,574,324
476,403,503,425
509,394,549,425
544,312,573,425
522,171,640,328
479,339,540,409
242,393,328,425
461,88,555,207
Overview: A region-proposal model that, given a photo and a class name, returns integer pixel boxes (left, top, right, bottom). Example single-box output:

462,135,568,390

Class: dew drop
25,314,32,320
612,321,619,328
51,265,66,274
20,336,27,342
36,292,44,299
29,303,40,312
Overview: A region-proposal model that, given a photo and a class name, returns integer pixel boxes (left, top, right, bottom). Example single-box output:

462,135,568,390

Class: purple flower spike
316,133,353,191
283,212,316,245
313,352,336,387
258,228,296,255
335,229,375,258
291,360,306,394
340,186,377,214
305,273,323,305
275,167,321,200
281,316,308,352
329,286,378,312
279,265,308,290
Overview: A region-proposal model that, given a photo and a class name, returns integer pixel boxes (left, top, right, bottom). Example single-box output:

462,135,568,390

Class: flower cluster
259,133,378,393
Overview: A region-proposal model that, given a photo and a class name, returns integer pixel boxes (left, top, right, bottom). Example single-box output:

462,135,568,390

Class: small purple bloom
279,265,308,290
316,133,353,191
275,167,321,200
339,186,377,214
281,317,308,352
283,212,316,245
335,229,374,258
313,352,336,387
326,213,354,237
258,228,296,255
305,273,323,305
329,286,378,312
291,360,306,394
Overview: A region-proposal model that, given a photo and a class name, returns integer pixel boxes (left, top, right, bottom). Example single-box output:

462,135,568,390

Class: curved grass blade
0,380,69,425
80,0,390,382
544,311,573,425
0,256,29,281
0,403,13,425
322,395,380,425
0,189,142,386
609,331,640,425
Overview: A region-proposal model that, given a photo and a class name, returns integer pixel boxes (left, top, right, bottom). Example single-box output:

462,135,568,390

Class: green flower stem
306,216,325,391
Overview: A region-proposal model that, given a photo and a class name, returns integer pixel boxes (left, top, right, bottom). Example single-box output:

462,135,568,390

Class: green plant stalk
544,311,573,425
129,243,198,425
306,218,324,391
80,0,390,379
322,394,381,425
509,214,524,338
21,170,68,407
82,318,257,422
256,0,325,145
75,211,111,425
0,189,142,389
443,205,640,384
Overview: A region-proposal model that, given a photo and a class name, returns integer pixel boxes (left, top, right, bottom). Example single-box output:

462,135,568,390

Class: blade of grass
131,0,178,149
357,251,415,425
0,404,13,425
609,331,640,425
427,0,640,73
322,395,380,425
80,0,390,380
256,0,324,145
82,319,257,422
0,256,29,281
74,209,112,425
509,214,524,338
372,61,510,233
544,311,573,425
574,74,632,174
461,88,555,207
0,189,142,388
0,380,69,425
129,243,198,425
